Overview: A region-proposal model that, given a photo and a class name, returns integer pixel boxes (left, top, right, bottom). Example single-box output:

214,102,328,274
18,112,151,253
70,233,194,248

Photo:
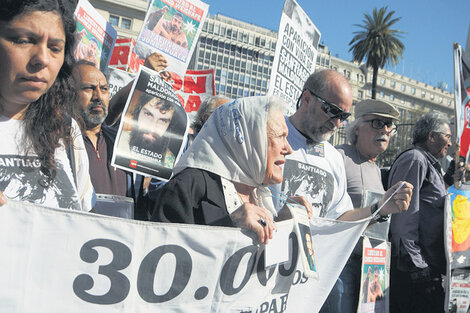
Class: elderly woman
0,0,93,210
151,96,310,243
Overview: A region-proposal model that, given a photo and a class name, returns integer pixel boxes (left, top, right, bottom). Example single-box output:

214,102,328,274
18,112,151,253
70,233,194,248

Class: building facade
91,0,455,165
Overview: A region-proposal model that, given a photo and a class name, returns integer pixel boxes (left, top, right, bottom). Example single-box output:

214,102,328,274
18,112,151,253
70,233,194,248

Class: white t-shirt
0,116,94,211
274,117,353,219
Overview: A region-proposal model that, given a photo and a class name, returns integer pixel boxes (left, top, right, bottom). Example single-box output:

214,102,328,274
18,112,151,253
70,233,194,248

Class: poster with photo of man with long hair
112,67,188,181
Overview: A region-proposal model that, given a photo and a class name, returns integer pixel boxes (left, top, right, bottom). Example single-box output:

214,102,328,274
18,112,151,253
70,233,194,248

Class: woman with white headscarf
151,96,310,243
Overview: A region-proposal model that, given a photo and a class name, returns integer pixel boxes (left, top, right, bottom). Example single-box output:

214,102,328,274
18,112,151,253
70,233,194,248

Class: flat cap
354,99,400,120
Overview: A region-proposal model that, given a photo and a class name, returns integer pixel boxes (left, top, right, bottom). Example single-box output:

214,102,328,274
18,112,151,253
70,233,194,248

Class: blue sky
202,0,470,92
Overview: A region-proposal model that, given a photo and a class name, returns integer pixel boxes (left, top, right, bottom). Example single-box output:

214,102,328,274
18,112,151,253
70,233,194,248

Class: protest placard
358,238,390,313
134,0,209,76
109,38,139,74
0,200,369,313
448,269,470,313
111,67,188,180
107,67,136,99
73,0,117,72
267,0,321,115
170,69,215,114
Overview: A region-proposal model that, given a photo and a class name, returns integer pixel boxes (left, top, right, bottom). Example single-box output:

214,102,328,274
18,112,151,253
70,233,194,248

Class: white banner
267,0,321,116
0,200,368,312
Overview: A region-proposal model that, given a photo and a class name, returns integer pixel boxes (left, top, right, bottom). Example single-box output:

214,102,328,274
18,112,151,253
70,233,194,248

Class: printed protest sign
448,269,470,313
170,69,216,114
73,0,117,72
267,0,321,115
112,67,188,180
358,238,390,313
134,0,209,76
0,199,370,312
107,67,135,99
109,38,139,74
446,186,470,268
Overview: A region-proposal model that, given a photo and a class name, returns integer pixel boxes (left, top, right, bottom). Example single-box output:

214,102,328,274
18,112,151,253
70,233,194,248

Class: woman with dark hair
0,0,94,210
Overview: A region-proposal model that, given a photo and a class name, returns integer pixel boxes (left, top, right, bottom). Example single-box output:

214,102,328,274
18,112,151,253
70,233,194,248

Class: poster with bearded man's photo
112,66,188,180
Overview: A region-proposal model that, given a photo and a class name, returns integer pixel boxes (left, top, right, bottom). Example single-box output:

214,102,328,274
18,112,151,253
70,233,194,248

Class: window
430,94,435,100
358,90,363,99
380,78,386,85
439,97,443,103
379,91,384,98
401,84,406,91
421,90,426,98
390,94,395,101
391,81,396,88
121,18,131,30
109,15,119,27
411,87,416,95
109,15,131,30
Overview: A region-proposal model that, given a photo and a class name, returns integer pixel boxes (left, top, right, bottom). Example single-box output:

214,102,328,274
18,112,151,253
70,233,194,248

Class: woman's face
263,110,293,185
0,11,65,116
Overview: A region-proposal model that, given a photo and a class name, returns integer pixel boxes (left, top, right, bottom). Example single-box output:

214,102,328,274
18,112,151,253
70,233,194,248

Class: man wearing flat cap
320,99,400,313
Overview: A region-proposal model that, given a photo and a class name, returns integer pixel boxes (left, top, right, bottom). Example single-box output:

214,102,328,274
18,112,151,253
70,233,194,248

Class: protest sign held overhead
109,38,140,74
112,66,188,181
73,0,117,72
134,0,209,76
170,69,215,115
0,200,369,312
268,0,321,115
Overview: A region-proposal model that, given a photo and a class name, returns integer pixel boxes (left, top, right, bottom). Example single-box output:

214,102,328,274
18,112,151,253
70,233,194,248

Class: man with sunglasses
274,69,412,310
321,99,399,313
388,112,453,313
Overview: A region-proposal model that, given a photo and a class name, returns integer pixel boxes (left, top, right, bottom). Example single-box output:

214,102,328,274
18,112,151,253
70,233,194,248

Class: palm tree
349,7,405,99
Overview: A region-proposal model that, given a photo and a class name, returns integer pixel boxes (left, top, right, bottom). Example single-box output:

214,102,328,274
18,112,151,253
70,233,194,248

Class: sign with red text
0,200,369,313
134,0,209,76
109,38,139,74
73,0,117,72
358,238,390,313
448,269,470,313
170,69,215,114
267,0,321,115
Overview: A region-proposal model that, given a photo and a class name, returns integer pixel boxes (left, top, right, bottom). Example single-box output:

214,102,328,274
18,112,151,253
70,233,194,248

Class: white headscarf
174,96,270,187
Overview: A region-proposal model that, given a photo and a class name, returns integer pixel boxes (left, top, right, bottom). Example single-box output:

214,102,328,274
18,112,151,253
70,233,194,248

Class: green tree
349,7,405,99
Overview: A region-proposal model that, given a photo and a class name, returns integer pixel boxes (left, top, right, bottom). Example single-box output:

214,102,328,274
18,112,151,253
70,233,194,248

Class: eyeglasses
363,119,397,136
307,89,351,122
435,132,452,141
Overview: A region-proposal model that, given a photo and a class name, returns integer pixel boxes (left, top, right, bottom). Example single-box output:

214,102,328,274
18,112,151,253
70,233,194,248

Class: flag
453,43,470,158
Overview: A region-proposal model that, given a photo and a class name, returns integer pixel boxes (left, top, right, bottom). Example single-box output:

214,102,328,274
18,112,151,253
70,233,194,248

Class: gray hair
412,112,450,144
192,95,231,133
267,95,286,120
345,117,364,144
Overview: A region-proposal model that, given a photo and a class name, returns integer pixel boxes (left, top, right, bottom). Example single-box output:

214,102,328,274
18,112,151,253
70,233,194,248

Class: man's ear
428,131,436,143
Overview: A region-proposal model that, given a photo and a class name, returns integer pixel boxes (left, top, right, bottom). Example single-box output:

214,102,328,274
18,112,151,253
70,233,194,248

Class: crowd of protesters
2,1,466,313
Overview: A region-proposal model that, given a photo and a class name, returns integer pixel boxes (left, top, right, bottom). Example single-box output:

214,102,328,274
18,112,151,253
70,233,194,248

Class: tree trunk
371,66,378,99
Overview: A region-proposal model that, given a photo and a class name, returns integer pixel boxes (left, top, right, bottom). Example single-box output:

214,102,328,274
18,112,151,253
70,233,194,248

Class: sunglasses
307,89,351,122
363,119,397,136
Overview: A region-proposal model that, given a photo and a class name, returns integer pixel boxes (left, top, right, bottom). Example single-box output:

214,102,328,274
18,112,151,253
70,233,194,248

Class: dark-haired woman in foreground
0,0,93,210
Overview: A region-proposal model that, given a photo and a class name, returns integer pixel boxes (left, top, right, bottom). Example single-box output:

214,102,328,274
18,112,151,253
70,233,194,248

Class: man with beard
273,69,413,311
72,60,130,197
153,12,188,48
321,99,399,313
129,94,176,168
